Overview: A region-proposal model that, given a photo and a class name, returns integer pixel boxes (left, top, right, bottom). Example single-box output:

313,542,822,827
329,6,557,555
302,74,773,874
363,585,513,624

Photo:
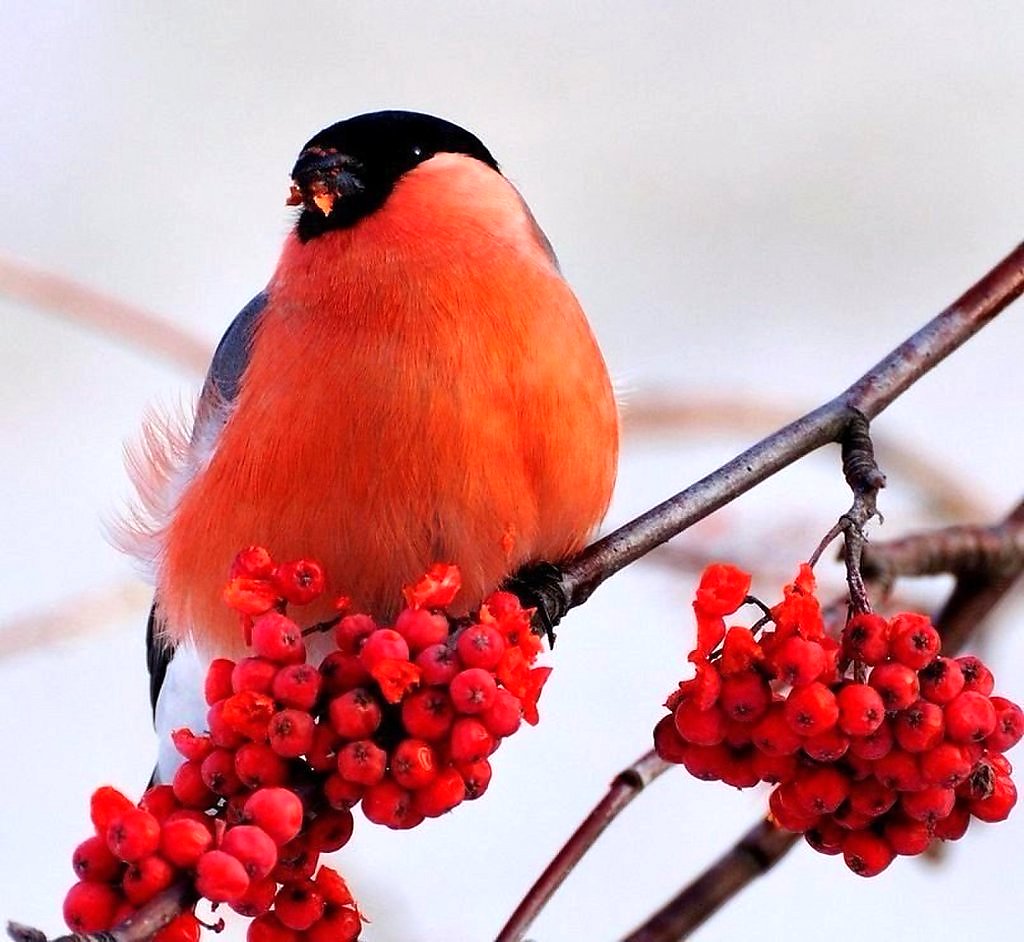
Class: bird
119,110,619,782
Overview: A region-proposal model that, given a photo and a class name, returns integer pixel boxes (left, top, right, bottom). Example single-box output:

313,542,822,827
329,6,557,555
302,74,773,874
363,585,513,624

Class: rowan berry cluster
63,547,550,940
654,563,1021,877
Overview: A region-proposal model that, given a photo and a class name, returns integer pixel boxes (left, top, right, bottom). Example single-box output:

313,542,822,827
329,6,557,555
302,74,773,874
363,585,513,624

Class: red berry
842,613,889,665
201,748,244,796
221,825,278,880
919,657,965,705
306,724,342,774
673,700,727,745
791,766,849,815
207,700,246,749
449,717,495,764
902,786,956,824
415,643,461,686
480,688,523,738
957,656,995,695
391,738,439,790
319,651,371,694
306,808,355,852
172,760,217,810
205,658,236,704
268,709,316,758
836,683,886,736
270,836,319,883
272,663,322,711
751,706,802,756
63,881,121,932
252,612,306,664
751,750,798,784
934,802,972,840
842,831,895,877
945,691,998,743
155,913,202,942
456,624,507,670
412,767,466,817
883,814,933,855
401,688,455,740
159,817,213,868
272,559,325,606
324,774,364,810
244,788,304,845
231,878,277,917
314,866,354,907
233,657,279,694
231,546,276,579
171,729,214,762
848,777,897,818
450,668,498,714
458,758,493,798
718,671,770,723
784,683,839,737
802,728,849,762
106,808,161,862
848,721,894,760
804,817,846,856
970,775,1017,822
771,636,826,686
235,742,290,788
196,849,250,902
329,688,383,740
987,696,1024,752
681,743,732,781
887,613,940,670
359,629,410,671
274,880,325,931
307,909,361,942
123,855,175,906
248,913,298,942
893,700,945,753
338,740,388,786
768,783,819,832
73,835,123,883
139,784,179,822
920,742,973,788
362,779,415,828
334,614,377,655
395,608,450,652
873,749,924,791
869,663,920,712
90,786,135,834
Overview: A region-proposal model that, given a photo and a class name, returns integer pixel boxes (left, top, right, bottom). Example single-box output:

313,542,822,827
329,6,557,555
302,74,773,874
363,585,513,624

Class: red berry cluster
64,547,551,941
216,548,550,830
65,783,361,942
654,563,1022,877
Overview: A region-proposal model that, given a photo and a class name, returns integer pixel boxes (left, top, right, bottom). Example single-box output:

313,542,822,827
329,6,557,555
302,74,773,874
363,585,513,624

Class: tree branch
495,750,670,942
519,242,1024,628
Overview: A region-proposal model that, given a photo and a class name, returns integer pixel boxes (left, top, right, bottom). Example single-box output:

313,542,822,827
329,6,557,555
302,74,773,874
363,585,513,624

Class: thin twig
619,498,1024,942
0,254,210,374
518,242,1024,629
495,750,671,942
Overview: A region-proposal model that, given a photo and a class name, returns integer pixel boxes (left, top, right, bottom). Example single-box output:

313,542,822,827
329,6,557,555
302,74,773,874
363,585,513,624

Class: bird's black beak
287,149,364,216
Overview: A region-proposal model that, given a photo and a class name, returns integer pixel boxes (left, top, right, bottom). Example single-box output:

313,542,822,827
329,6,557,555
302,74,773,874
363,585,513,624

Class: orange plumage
138,148,617,652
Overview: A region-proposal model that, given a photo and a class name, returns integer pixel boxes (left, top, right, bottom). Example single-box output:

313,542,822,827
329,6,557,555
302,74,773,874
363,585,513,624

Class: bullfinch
119,110,619,781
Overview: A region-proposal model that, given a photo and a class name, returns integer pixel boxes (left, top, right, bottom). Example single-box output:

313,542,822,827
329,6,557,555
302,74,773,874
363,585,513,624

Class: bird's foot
504,561,569,648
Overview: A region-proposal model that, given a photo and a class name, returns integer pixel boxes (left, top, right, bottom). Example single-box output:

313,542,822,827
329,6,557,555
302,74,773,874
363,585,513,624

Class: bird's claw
504,561,568,648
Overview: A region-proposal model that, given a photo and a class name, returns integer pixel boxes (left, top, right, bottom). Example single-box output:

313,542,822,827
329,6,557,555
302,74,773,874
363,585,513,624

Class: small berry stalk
61,548,552,941
654,563,1021,877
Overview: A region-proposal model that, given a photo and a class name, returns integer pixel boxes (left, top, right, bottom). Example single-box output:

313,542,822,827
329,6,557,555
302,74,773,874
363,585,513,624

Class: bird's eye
412,146,423,157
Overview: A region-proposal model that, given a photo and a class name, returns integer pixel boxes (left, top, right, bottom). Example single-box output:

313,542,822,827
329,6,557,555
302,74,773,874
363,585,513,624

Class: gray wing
146,291,268,716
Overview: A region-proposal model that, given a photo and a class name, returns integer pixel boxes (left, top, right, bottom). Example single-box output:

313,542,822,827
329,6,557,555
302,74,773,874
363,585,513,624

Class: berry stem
494,749,670,942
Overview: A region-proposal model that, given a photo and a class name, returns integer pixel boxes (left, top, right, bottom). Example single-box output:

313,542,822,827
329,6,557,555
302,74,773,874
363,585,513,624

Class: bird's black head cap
289,111,500,241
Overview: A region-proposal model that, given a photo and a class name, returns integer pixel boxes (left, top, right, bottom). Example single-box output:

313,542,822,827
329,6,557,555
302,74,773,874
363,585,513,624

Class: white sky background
1,3,1023,940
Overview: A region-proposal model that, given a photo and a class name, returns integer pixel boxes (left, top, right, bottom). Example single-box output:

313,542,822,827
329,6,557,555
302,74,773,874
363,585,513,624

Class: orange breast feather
158,155,618,651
